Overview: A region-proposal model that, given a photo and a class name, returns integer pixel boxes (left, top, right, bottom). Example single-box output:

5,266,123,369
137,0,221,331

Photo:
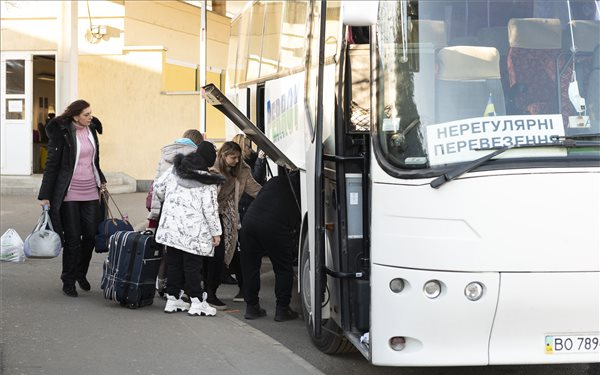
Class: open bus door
202,83,297,172
202,82,329,347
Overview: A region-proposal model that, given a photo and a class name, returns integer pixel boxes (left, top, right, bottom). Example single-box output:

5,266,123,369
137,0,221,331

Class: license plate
545,334,600,354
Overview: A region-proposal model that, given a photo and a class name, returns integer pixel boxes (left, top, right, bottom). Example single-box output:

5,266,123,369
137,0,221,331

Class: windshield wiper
430,139,600,189
552,133,600,140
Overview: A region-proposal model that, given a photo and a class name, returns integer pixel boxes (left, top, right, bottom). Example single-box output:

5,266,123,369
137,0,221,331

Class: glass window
260,1,283,78
6,99,25,120
279,1,308,72
246,2,266,82
324,1,341,59
305,1,322,140
228,17,241,85
6,60,25,95
236,10,251,85
375,0,600,172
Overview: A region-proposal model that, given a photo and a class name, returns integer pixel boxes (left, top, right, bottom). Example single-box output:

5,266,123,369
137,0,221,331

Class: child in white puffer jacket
154,142,224,316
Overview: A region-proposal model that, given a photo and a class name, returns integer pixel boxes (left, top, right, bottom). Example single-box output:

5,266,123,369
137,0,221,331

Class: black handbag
95,190,133,253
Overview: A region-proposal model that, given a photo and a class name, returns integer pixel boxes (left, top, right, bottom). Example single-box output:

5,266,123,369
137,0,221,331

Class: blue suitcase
101,231,163,308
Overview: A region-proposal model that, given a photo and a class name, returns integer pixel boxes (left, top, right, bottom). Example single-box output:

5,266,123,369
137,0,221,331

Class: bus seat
507,18,562,115
435,46,506,123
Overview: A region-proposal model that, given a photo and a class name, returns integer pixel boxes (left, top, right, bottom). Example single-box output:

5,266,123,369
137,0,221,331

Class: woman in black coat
38,99,106,297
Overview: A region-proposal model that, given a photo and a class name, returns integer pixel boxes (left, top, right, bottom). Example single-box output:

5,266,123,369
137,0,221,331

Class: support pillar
57,0,78,113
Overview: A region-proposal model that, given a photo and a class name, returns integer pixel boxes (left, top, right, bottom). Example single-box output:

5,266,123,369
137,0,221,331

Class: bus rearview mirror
342,2,377,26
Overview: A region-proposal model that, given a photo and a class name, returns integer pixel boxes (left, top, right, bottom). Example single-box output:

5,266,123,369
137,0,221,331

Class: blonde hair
182,129,204,145
215,141,242,177
232,133,252,160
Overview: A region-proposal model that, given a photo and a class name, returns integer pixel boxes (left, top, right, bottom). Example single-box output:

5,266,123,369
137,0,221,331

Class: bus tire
300,237,355,354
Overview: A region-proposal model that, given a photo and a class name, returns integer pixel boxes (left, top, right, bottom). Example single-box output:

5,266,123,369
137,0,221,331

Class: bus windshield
375,0,599,170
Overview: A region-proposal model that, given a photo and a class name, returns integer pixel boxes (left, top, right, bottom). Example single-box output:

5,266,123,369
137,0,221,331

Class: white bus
203,0,600,367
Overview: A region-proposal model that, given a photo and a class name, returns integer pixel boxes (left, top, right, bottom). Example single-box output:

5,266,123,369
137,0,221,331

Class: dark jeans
59,200,100,286
166,246,204,298
203,216,225,293
239,219,294,307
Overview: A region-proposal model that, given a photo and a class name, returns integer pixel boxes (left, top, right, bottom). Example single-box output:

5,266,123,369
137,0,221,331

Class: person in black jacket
227,134,267,300
38,99,106,297
239,171,300,322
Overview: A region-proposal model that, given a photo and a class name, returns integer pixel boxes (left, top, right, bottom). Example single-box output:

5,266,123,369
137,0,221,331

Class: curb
221,313,325,375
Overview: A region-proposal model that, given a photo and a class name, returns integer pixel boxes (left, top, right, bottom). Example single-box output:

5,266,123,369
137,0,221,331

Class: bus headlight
464,282,484,301
423,280,442,299
389,336,406,351
389,278,405,293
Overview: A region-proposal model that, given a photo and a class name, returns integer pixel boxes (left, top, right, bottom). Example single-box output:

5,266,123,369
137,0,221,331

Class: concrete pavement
0,192,323,375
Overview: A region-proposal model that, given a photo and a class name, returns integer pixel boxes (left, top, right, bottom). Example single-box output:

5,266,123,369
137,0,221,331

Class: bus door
318,26,373,355
202,84,297,172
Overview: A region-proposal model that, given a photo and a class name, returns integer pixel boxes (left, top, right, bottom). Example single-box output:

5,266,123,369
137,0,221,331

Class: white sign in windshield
426,114,566,166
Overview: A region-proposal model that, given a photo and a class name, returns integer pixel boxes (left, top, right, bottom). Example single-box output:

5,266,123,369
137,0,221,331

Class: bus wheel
300,237,355,354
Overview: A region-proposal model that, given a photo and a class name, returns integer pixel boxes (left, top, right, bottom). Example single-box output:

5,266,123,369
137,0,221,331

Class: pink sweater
63,124,99,202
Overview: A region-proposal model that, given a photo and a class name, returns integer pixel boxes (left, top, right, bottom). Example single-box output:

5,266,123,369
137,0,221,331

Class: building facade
0,0,230,182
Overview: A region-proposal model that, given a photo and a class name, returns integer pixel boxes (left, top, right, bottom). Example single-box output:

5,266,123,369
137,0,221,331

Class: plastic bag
24,206,62,258
1,228,26,262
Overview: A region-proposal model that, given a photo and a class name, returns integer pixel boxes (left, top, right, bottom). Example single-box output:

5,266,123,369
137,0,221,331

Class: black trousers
203,216,225,293
239,219,294,307
59,200,100,286
166,246,204,299
228,242,244,291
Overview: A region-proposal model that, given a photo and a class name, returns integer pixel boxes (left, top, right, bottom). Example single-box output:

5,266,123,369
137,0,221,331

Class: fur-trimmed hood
44,116,71,138
173,154,225,188
45,116,103,137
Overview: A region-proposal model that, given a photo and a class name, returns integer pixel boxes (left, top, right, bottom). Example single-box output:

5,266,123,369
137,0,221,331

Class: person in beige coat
204,141,262,309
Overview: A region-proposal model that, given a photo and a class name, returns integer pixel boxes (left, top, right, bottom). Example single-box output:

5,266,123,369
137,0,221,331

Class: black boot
77,277,91,291
274,305,298,322
62,284,78,297
244,303,266,320
206,288,227,310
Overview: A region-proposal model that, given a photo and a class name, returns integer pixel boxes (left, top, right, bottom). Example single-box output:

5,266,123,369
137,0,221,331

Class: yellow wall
0,1,60,50
79,50,201,180
1,0,231,181
206,70,226,142
163,63,197,92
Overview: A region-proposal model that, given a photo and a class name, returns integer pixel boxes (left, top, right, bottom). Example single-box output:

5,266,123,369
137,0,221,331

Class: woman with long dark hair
38,99,106,297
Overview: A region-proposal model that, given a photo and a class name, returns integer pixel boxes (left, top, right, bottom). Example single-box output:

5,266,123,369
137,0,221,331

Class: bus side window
348,44,371,133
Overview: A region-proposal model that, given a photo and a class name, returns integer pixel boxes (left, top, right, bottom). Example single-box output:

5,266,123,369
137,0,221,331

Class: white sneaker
164,291,191,313
188,292,216,316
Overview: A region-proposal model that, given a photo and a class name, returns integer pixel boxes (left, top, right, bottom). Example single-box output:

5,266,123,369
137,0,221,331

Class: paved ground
2,193,597,375
0,193,322,375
